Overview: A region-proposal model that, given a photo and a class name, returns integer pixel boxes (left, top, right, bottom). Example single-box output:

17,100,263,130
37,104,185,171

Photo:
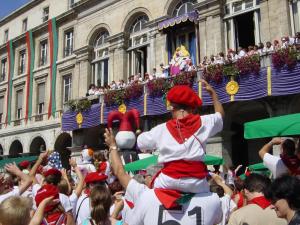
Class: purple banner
61,63,300,131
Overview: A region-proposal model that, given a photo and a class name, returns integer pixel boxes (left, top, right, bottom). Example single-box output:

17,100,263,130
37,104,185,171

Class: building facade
0,0,300,165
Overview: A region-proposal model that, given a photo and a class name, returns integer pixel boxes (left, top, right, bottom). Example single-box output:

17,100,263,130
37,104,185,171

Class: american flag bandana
47,152,63,170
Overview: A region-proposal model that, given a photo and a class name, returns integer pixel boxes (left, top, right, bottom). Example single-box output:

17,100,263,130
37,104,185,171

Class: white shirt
69,192,79,217
238,50,246,58
263,153,289,178
128,189,222,225
32,184,73,212
0,187,19,203
263,46,274,53
218,194,237,225
137,112,223,163
75,193,90,225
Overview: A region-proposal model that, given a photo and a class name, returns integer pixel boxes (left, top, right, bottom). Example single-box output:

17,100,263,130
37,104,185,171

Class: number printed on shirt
158,205,203,225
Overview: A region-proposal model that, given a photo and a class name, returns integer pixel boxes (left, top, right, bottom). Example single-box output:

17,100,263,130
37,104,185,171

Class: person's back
128,189,222,225
228,203,287,225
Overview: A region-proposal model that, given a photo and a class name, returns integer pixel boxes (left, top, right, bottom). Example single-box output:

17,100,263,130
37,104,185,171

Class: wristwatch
109,145,118,152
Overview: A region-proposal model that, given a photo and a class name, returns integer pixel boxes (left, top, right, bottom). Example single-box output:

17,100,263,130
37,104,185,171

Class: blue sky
0,0,31,19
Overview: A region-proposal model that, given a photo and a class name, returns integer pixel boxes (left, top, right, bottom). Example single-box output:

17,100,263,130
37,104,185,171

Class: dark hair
282,139,295,157
108,180,123,195
234,178,244,192
44,174,62,186
90,185,112,225
89,84,95,89
265,175,300,210
94,151,106,162
244,173,270,193
210,184,224,197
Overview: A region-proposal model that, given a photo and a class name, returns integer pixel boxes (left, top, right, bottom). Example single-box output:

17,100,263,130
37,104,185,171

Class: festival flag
47,18,58,118
5,40,14,125
25,30,35,122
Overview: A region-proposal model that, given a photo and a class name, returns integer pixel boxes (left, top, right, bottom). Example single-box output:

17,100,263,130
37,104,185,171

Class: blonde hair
0,196,32,225
58,178,70,195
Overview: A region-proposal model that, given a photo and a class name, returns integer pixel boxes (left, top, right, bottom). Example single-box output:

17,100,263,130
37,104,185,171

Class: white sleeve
201,112,223,137
32,184,42,197
137,126,160,151
125,179,148,204
59,193,73,212
0,188,20,203
263,153,289,178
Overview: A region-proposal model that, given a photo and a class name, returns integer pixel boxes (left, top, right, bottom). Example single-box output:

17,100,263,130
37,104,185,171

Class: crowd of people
199,33,300,68
1,82,300,225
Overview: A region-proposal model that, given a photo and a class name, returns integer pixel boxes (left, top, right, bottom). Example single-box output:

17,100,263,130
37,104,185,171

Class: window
69,0,75,8
16,90,23,120
64,30,73,57
173,0,196,17
4,29,8,42
63,76,72,103
37,83,45,114
22,18,28,32
1,58,7,82
0,97,3,123
19,50,26,74
43,7,49,22
40,40,47,66
291,0,300,35
130,15,149,33
233,2,243,12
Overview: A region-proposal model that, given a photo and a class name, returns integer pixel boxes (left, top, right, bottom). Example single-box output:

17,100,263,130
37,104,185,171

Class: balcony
35,114,44,122
14,120,21,126
64,47,73,57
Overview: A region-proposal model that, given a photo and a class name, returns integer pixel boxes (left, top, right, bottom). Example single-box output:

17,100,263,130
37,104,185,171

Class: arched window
130,15,149,34
128,14,150,76
94,31,109,48
92,29,110,87
173,0,196,17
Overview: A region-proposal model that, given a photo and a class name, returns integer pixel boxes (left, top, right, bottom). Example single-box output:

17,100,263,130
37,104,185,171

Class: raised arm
28,196,55,225
201,79,225,118
212,173,233,197
69,158,84,197
5,163,32,195
104,128,131,189
258,137,282,159
29,151,48,184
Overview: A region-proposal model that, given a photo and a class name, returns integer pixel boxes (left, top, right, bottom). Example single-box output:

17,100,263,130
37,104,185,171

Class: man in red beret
75,172,108,224
137,79,224,193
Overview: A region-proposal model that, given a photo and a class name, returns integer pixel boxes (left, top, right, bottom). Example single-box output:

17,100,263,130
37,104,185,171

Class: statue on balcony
170,45,191,76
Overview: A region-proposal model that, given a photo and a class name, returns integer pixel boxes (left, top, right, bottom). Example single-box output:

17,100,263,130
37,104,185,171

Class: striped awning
158,11,198,30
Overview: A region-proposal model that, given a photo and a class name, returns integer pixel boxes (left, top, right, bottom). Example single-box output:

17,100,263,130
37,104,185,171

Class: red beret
167,85,202,108
85,172,108,184
19,160,30,168
44,168,62,178
35,184,59,212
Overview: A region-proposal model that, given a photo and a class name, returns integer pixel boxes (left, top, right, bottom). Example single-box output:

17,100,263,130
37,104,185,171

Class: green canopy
244,113,300,139
124,154,224,172
0,156,37,169
239,162,270,180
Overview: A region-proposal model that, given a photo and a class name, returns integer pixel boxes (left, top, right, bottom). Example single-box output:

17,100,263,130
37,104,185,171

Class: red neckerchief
98,162,107,174
44,211,66,225
154,188,194,209
248,196,271,209
125,199,134,209
166,114,201,144
280,154,300,175
84,188,91,196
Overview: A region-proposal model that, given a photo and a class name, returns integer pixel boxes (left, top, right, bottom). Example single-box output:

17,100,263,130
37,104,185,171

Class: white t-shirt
128,189,222,225
137,112,223,163
0,187,19,203
75,193,90,225
218,194,237,225
32,184,73,212
263,153,288,178
69,191,79,217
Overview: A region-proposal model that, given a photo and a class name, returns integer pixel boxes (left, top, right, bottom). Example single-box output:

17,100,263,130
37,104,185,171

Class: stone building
0,0,299,166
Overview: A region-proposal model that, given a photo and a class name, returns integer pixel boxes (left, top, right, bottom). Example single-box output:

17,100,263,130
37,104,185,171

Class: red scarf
248,196,271,209
166,114,201,144
154,188,194,209
84,188,91,196
98,162,107,174
43,211,66,225
280,154,300,175
125,199,134,209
